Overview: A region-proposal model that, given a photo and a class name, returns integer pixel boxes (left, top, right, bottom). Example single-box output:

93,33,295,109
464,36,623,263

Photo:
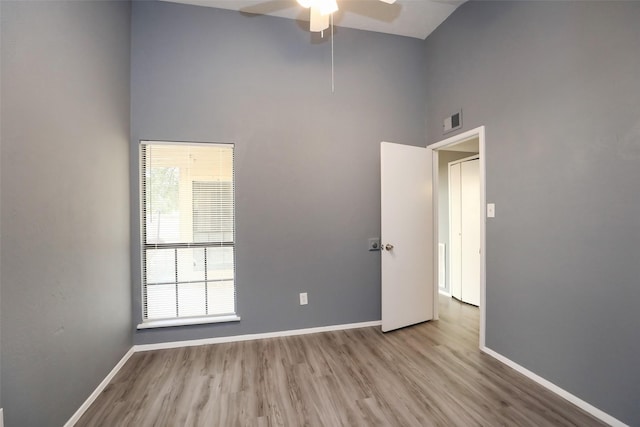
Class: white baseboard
64,347,135,427
135,320,382,352
438,289,451,297
481,346,627,427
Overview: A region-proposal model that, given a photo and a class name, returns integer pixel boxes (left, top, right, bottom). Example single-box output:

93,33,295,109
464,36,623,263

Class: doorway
449,155,480,306
430,126,485,348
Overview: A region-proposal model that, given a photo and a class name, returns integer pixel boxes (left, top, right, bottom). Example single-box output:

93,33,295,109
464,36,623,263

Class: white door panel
449,162,462,300
381,142,433,332
461,159,481,306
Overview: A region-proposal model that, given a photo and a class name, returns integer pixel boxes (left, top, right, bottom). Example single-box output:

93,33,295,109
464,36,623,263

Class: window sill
137,314,241,330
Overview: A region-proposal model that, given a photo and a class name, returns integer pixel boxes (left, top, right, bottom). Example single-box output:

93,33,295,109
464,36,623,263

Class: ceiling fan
297,0,396,32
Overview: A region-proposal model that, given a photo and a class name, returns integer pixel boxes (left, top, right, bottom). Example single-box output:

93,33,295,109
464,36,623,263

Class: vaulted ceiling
164,0,465,39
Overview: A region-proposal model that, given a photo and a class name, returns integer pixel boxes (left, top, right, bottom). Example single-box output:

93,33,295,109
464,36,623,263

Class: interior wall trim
64,320,381,425
481,346,628,427
134,320,382,352
63,347,136,427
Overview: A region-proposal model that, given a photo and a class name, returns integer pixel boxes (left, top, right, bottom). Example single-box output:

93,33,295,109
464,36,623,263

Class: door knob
384,243,394,251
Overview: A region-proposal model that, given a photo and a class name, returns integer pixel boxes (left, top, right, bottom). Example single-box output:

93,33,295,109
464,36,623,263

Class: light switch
487,203,495,218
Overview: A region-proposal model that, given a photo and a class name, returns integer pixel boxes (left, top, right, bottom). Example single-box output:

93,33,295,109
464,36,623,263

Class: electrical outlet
299,292,308,305
368,237,380,251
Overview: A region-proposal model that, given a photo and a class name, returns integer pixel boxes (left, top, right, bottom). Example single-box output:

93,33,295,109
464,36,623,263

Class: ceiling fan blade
237,0,297,16
333,1,400,25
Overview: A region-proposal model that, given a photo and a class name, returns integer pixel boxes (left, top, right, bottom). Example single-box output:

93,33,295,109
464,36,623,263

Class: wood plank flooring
77,296,604,426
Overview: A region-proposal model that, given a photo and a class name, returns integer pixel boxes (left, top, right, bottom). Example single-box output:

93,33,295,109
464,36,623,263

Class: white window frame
137,140,240,330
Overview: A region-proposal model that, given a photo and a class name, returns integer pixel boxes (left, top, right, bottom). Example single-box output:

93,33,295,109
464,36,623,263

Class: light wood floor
77,296,604,426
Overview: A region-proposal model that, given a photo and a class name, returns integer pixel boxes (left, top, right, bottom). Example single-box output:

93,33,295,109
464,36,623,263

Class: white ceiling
164,0,466,40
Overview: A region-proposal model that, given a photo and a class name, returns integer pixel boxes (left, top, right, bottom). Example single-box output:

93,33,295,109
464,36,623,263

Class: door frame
429,126,486,348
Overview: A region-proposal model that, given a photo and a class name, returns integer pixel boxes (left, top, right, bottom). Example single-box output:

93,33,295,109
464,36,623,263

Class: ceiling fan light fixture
309,6,330,32
317,0,338,15
311,0,338,15
297,0,313,8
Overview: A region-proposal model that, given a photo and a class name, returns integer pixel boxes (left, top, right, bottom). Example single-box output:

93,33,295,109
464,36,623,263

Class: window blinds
141,141,235,321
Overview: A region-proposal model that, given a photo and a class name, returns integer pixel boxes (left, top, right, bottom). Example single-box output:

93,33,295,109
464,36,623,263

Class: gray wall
1,1,132,425
0,0,3,407
131,1,427,344
425,2,640,424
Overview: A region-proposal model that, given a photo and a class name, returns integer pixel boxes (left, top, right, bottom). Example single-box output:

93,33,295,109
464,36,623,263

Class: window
140,141,237,327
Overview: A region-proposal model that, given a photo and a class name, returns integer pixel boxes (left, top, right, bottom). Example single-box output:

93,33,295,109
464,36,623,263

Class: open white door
381,142,433,332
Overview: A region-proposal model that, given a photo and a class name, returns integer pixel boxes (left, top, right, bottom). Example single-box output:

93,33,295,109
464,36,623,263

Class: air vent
443,110,462,134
